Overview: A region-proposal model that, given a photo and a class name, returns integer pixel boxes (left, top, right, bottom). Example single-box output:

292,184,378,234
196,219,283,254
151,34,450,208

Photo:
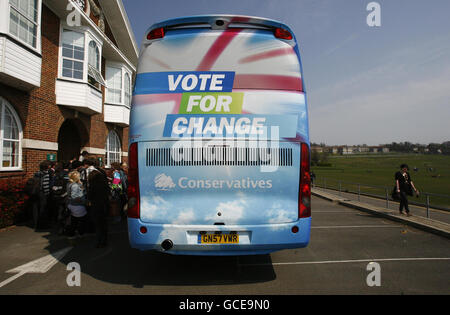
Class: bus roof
144,15,297,42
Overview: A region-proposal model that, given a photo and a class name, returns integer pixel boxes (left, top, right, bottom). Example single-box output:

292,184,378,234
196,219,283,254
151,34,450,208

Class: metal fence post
324,178,326,190
426,194,430,218
358,184,361,201
339,181,342,196
385,188,389,209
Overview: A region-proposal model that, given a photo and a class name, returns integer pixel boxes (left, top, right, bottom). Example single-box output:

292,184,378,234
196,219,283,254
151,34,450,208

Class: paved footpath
0,197,449,295
313,186,450,224
312,187,450,239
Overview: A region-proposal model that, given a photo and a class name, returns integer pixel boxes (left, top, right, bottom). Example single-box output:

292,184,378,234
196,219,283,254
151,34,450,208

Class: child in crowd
66,171,87,239
110,163,123,223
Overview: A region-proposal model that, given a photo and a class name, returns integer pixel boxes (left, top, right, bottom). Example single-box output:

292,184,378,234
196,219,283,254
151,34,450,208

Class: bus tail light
274,28,292,40
299,143,311,218
147,27,165,40
127,142,140,218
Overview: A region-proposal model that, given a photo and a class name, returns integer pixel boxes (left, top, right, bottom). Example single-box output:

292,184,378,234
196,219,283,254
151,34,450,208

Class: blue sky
122,0,450,146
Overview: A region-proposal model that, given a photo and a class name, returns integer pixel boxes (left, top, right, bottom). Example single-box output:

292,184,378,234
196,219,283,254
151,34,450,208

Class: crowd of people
26,152,128,249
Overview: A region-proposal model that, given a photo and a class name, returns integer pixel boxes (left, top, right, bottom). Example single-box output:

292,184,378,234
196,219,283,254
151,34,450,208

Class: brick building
0,0,138,185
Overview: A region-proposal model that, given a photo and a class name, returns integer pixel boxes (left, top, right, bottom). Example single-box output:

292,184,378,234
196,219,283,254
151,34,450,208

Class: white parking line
242,257,450,267
311,225,399,229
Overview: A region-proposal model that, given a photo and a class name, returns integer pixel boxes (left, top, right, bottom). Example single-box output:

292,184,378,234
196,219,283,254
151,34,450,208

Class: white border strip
82,147,105,155
243,257,450,267
311,225,399,229
22,139,58,151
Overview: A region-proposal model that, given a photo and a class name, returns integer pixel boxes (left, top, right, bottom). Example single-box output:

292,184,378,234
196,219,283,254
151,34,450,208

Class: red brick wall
0,5,61,181
122,127,129,152
89,0,100,25
1,5,60,142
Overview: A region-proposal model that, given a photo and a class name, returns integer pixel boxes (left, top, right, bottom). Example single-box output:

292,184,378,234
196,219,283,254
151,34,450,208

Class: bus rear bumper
127,217,311,256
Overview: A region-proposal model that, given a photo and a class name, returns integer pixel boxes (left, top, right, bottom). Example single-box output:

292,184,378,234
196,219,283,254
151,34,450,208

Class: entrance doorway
57,119,83,162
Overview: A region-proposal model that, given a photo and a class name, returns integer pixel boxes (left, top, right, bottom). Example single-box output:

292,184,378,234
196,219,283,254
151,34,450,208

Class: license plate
198,233,239,244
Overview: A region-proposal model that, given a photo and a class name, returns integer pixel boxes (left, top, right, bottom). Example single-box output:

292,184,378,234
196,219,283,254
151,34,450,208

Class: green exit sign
47,153,56,161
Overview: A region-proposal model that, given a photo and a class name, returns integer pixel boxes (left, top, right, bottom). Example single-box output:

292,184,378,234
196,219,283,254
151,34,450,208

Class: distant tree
320,151,329,163
311,150,320,166
311,151,329,166
428,143,440,154
441,141,450,155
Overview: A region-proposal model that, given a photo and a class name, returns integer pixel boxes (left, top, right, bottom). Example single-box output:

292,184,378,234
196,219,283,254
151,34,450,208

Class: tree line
385,141,450,155
310,141,450,155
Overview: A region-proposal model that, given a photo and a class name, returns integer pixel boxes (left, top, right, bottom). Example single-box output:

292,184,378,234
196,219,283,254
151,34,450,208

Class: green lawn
311,154,450,208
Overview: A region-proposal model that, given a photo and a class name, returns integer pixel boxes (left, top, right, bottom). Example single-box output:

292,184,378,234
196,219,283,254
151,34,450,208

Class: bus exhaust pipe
161,239,173,251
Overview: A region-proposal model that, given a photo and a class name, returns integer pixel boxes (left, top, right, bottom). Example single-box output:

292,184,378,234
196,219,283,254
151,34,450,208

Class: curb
312,188,450,239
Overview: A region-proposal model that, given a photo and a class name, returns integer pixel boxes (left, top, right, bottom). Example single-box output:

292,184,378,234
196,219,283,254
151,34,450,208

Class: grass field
311,154,450,208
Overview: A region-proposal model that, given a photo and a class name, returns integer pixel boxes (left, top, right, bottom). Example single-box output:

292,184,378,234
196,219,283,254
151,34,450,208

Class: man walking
395,164,419,216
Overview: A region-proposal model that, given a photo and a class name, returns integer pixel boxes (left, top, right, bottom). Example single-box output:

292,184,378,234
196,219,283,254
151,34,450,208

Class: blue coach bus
127,15,311,255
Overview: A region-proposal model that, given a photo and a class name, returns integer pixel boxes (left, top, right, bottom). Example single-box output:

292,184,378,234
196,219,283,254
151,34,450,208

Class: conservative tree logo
154,173,176,190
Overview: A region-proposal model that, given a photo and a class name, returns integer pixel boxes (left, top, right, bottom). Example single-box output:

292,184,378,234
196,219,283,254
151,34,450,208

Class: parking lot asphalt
0,196,449,295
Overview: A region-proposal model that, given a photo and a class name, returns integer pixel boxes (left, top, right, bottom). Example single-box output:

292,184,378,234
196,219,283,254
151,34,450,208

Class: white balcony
104,103,130,127
0,35,41,91
55,79,102,115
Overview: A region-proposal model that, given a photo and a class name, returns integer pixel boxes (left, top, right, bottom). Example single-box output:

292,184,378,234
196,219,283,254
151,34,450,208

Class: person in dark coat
86,159,110,248
310,171,316,187
32,161,51,230
395,164,419,216
51,162,69,235
79,150,89,162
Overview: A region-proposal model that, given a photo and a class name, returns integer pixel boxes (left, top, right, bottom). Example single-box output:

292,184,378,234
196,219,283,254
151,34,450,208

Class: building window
106,67,122,104
105,130,121,167
106,64,132,106
88,40,99,70
59,28,105,86
124,72,131,106
0,98,22,170
87,40,106,88
9,0,39,48
61,29,85,80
